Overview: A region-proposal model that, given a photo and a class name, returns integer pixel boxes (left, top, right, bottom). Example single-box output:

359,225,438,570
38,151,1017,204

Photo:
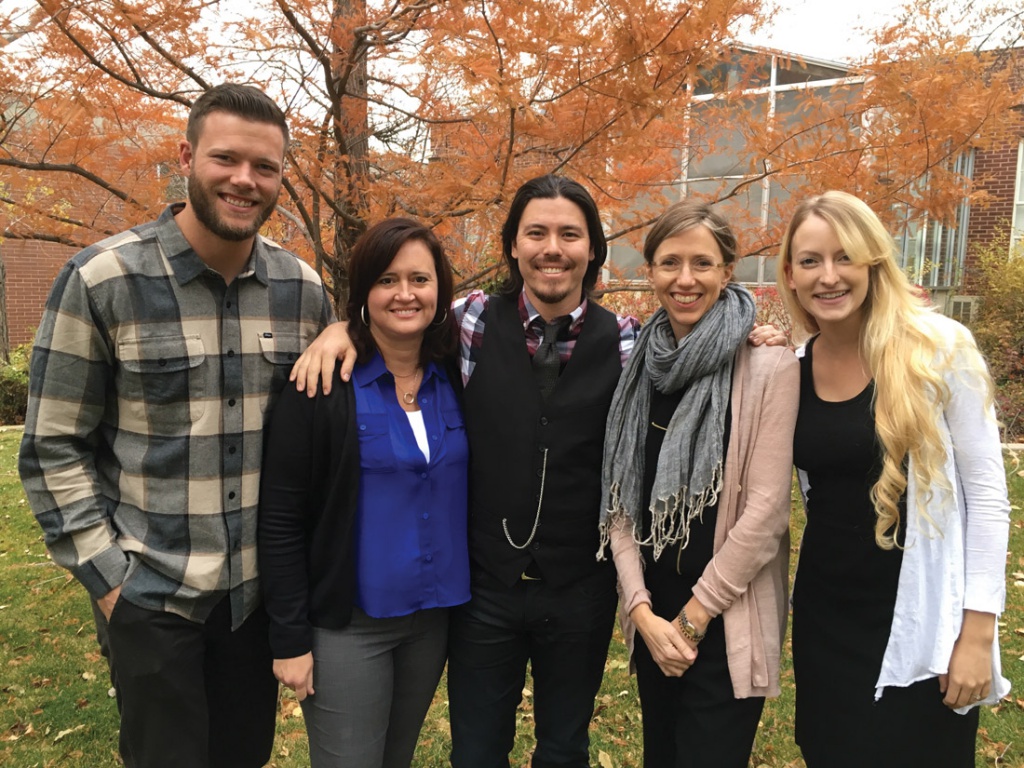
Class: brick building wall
964,112,1024,293
963,51,1024,294
1,240,75,347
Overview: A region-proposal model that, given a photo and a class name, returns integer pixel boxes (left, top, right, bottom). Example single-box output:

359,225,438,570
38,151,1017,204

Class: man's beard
188,175,277,242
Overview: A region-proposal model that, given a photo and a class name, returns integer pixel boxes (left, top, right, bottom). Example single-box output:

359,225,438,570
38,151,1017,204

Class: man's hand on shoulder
748,323,788,348
290,321,357,397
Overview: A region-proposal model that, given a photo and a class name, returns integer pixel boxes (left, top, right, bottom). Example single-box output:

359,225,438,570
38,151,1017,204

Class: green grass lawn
1,428,1021,767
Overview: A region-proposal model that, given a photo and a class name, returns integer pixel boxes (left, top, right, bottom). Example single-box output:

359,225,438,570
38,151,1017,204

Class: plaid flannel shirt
454,289,640,385
19,205,334,628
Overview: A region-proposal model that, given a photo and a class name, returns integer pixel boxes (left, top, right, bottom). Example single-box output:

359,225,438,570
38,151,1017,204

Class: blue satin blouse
350,352,471,618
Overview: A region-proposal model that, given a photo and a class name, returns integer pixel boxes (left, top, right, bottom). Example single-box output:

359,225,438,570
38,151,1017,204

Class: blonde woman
777,191,1010,767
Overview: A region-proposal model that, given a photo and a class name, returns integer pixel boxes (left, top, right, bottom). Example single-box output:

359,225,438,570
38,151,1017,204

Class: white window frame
1011,140,1024,256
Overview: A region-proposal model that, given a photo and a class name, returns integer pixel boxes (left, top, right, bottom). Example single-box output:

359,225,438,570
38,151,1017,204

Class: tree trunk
0,256,10,363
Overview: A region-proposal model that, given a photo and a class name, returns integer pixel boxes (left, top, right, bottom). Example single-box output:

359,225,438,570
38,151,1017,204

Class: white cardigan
795,315,1011,713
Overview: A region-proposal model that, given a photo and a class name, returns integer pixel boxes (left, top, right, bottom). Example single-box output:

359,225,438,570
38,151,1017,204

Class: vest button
539,416,549,426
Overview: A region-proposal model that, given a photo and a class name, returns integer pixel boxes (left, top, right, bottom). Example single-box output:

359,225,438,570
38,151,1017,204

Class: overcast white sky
4,0,1013,70
739,0,902,62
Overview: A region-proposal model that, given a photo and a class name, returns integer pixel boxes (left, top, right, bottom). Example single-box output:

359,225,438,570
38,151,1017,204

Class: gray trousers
302,606,449,768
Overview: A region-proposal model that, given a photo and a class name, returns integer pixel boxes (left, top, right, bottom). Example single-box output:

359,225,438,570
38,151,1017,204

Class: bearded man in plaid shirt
19,83,333,768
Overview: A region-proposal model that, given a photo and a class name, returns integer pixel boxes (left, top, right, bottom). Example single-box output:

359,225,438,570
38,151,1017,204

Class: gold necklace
389,367,422,405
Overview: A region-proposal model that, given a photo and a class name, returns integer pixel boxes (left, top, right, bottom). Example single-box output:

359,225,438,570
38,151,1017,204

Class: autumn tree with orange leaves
0,0,1022,315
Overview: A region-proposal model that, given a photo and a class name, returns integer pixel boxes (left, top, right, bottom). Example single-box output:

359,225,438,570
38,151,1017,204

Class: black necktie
533,317,569,401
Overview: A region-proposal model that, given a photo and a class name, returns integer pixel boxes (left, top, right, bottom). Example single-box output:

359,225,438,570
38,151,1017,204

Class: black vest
463,294,623,587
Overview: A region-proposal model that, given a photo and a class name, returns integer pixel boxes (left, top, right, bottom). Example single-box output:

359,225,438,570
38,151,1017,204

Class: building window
1012,140,1024,255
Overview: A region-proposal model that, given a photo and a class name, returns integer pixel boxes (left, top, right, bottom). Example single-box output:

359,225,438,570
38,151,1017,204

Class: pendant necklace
390,367,422,405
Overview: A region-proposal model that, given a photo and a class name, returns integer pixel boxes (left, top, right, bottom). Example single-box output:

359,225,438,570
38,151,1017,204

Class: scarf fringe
597,462,724,562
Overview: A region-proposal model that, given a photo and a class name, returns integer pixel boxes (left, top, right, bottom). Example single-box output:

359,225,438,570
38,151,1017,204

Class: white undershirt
406,410,430,462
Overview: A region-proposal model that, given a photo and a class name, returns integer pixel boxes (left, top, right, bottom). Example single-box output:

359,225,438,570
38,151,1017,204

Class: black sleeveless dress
792,337,978,768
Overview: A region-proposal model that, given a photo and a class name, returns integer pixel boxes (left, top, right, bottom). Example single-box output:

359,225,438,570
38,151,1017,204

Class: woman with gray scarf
599,201,799,767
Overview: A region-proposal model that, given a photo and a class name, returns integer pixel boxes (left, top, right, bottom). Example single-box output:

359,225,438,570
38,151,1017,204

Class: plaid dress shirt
454,289,640,386
19,205,334,628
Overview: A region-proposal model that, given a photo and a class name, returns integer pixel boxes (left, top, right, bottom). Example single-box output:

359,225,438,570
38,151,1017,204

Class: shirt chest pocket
441,407,469,465
357,413,397,473
257,332,305,414
117,335,208,428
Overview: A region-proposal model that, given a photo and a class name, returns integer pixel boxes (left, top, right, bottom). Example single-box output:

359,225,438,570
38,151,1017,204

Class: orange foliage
0,0,1021,313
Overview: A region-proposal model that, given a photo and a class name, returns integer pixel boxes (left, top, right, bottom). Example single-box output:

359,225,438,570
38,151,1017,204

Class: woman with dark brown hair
259,217,470,768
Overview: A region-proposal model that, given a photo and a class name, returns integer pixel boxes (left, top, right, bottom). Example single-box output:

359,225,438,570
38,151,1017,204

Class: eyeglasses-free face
647,225,734,341
784,213,870,334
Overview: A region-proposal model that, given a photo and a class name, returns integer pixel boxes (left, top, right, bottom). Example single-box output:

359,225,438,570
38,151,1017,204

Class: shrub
751,285,793,340
968,233,1024,440
0,343,31,425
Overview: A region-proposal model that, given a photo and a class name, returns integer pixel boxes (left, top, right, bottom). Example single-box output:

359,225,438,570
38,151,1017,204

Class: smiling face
179,111,285,243
366,238,439,348
647,225,735,341
510,196,595,319
785,213,870,334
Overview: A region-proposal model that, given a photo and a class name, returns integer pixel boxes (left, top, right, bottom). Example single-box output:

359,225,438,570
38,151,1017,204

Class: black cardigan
258,369,360,659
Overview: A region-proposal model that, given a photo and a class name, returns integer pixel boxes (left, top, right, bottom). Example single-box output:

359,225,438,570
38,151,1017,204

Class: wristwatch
676,607,706,645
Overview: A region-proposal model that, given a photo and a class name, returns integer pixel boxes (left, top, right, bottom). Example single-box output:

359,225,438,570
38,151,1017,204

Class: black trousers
89,595,116,694
106,596,278,768
633,615,764,768
447,565,617,768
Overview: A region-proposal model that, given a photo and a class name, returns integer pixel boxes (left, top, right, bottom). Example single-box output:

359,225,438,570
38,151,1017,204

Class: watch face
677,610,704,643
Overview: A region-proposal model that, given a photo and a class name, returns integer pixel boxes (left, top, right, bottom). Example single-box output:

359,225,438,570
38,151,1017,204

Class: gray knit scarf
599,283,756,560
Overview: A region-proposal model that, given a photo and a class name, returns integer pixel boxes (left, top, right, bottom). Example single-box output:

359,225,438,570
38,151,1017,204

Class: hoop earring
431,307,448,326
360,305,369,326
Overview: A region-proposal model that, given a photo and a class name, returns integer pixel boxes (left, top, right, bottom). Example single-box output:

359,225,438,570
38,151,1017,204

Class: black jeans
633,616,764,768
447,565,617,768
106,596,278,768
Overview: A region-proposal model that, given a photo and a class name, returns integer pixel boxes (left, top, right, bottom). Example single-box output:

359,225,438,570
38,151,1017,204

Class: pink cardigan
610,343,799,698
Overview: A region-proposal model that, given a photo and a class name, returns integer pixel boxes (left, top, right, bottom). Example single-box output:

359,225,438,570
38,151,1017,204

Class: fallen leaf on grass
2,721,33,742
82,671,96,681
597,749,615,768
53,724,85,743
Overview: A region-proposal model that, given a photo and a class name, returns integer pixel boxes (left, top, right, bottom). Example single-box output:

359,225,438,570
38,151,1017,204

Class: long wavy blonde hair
776,191,994,548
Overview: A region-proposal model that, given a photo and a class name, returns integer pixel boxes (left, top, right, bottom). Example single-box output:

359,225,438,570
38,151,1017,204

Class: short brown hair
186,83,289,149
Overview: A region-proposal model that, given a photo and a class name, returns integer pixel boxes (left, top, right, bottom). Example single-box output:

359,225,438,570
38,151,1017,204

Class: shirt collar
351,350,446,389
518,289,588,335
157,203,269,287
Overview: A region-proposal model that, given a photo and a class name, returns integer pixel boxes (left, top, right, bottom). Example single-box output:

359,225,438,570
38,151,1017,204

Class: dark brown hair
186,83,289,149
345,218,456,365
499,174,608,297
